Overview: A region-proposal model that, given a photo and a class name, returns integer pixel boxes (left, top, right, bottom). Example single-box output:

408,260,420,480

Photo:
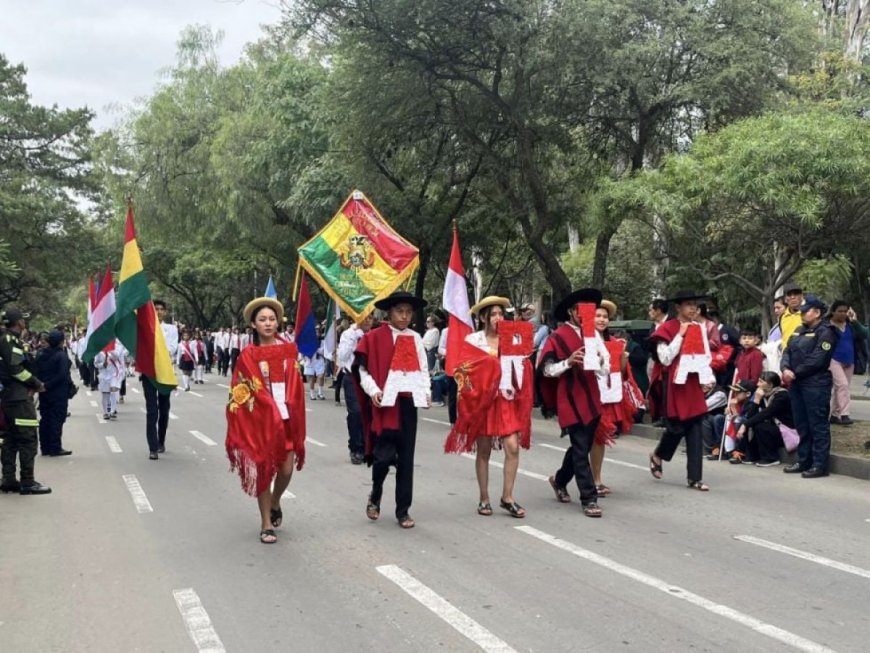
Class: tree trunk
592,227,616,289
413,246,430,334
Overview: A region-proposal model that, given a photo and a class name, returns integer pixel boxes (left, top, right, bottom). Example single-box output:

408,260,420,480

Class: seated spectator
735,371,795,467
700,382,729,458
734,328,764,383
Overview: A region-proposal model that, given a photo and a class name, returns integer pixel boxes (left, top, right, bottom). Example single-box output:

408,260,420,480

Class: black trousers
370,397,417,519
655,415,703,482
554,419,599,505
143,380,171,452
1,400,39,485
446,376,458,425
754,421,784,463
230,348,241,373
335,369,344,403
217,349,229,375
38,397,68,454
342,374,363,455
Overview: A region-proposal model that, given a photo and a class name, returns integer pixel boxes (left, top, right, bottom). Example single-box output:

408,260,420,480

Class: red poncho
443,338,533,453
538,324,603,429
648,319,708,421
225,343,306,496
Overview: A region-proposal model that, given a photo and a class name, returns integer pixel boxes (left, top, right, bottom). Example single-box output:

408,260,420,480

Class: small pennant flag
264,275,278,299
294,272,318,359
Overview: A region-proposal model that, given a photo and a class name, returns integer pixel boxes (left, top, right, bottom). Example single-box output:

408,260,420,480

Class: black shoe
48,449,73,457
783,462,805,474
158,446,166,454
801,467,829,478
0,480,21,493
149,452,159,460
829,415,841,425
20,482,52,495
839,416,854,426
652,419,665,428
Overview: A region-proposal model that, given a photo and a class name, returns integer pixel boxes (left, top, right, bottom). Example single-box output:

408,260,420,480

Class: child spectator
723,380,757,464
734,329,764,383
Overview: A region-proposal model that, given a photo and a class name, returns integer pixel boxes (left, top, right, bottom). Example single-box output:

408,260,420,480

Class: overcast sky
0,0,283,130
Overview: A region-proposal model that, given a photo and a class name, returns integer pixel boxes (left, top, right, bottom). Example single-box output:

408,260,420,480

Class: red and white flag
442,225,474,375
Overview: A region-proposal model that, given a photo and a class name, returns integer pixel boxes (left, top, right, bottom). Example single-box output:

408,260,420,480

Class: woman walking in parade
444,297,533,518
225,298,306,544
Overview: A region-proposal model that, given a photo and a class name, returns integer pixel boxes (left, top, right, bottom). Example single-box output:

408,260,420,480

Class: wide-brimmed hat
554,288,603,322
470,295,510,316
666,290,708,304
374,291,428,312
243,297,284,325
600,300,618,319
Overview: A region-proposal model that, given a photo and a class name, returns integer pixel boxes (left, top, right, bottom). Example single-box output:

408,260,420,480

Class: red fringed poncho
225,343,306,496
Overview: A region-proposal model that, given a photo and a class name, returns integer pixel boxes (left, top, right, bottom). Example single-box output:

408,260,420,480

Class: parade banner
296,190,419,322
294,272,318,359
442,225,473,375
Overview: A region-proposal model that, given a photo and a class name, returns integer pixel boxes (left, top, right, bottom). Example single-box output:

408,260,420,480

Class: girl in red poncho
225,297,306,544
590,301,644,496
444,296,533,518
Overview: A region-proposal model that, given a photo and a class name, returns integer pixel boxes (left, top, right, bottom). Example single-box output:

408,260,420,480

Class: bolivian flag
297,190,419,322
115,202,177,394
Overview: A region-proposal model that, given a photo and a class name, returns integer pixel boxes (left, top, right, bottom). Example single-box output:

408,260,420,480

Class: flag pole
292,261,302,302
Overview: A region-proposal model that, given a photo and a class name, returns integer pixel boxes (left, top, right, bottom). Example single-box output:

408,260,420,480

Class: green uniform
1,329,43,486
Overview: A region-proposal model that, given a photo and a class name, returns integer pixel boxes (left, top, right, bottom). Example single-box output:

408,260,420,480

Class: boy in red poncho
647,290,714,491
538,288,608,518
225,297,306,544
353,291,430,529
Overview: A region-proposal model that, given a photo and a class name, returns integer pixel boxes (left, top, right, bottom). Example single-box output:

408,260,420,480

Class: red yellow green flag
296,190,419,322
115,202,177,394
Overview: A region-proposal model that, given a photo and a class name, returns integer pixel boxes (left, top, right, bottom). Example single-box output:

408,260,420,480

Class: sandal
582,503,603,518
270,507,283,528
398,515,416,529
366,495,380,521
477,502,493,516
649,454,663,480
259,529,277,544
687,480,710,492
499,498,526,518
548,475,571,503
596,484,611,497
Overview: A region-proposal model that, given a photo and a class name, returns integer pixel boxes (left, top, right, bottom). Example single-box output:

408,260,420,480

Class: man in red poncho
538,288,607,518
353,291,430,529
647,290,713,491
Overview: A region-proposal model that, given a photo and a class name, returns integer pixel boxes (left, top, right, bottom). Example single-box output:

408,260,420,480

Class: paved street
2,375,869,653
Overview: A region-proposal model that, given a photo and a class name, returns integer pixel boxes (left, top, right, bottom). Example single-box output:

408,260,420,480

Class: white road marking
460,453,549,482
189,391,204,398
282,490,296,499
139,406,147,414
735,535,870,581
422,417,452,426
537,442,648,471
305,408,313,413
307,437,327,447
89,400,98,408
376,565,516,653
169,411,179,420
122,475,153,514
518,526,834,653
216,383,229,389
130,386,140,394
189,430,217,446
86,390,93,397
96,413,107,424
538,442,564,452
172,588,226,653
105,436,122,453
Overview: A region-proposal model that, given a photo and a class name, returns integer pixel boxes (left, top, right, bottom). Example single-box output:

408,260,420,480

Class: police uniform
780,295,837,478
0,309,51,494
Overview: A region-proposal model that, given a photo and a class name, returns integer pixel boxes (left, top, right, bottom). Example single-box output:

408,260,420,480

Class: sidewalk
851,372,870,401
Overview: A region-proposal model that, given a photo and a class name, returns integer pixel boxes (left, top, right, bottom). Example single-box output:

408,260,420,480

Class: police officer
781,294,837,478
0,308,52,494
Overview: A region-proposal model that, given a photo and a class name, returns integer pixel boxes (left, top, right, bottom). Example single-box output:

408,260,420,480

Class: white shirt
230,333,241,349
437,327,448,357
542,324,609,378
337,325,366,373
162,322,179,359
358,325,430,399
422,327,440,351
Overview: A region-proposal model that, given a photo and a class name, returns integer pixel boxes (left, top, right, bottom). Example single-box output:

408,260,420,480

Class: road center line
282,490,296,499
169,411,179,420
89,400,98,408
172,588,226,653
307,437,327,447
460,453,549,482
105,436,122,453
122,474,153,513
376,565,517,653
216,383,229,389
518,526,834,653
735,535,870,581
189,430,217,446
86,390,93,397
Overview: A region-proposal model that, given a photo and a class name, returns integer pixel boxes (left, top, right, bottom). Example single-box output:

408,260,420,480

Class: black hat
782,282,803,295
665,290,708,304
554,288,603,322
374,291,428,312
1,307,30,326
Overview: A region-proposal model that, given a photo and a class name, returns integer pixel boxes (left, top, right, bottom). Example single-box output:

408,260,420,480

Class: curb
629,423,870,482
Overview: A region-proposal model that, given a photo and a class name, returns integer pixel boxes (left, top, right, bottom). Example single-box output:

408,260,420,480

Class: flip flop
649,454,663,480
398,515,415,529
259,529,277,544
499,499,526,518
366,496,380,521
582,503,603,518
687,481,710,491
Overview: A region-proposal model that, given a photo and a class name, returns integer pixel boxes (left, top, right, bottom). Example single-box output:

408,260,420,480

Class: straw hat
243,297,284,325
600,300,618,319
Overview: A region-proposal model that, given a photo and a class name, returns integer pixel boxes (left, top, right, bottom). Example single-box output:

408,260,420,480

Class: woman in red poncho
590,300,644,496
225,297,306,544
444,296,533,518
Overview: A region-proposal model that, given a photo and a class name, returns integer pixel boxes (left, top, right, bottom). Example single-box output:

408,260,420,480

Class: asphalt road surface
2,374,869,652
